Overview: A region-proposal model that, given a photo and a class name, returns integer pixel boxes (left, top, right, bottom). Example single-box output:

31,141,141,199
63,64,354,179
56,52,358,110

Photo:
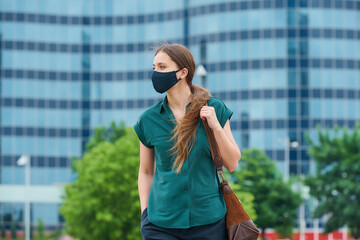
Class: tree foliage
1,221,5,238
305,125,360,239
60,123,141,240
85,121,127,151
70,121,127,173
36,218,45,240
230,149,303,239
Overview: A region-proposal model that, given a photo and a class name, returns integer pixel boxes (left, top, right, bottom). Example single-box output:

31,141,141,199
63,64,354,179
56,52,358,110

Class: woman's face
153,51,179,73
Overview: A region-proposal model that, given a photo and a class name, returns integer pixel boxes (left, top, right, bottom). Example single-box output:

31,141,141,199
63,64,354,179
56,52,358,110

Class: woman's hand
200,106,222,131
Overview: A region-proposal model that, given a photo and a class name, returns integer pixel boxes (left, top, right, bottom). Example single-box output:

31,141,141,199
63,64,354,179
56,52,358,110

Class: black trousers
140,208,228,240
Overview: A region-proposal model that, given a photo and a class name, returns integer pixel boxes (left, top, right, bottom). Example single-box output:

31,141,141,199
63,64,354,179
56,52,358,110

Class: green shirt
134,96,233,228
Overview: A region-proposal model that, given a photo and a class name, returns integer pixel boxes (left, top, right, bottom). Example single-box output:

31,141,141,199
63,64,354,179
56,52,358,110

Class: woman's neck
166,81,191,112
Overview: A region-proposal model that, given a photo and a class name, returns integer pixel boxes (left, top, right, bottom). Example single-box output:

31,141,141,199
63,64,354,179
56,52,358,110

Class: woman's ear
180,68,188,80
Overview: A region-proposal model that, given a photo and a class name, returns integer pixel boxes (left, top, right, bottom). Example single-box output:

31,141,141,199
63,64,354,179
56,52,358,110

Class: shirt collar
159,95,192,114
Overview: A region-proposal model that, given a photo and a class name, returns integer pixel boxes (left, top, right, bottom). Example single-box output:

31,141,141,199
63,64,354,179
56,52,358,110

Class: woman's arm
200,106,241,172
212,120,241,172
138,141,155,213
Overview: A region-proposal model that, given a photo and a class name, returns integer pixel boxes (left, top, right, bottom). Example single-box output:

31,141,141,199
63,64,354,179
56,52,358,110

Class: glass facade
1,0,359,232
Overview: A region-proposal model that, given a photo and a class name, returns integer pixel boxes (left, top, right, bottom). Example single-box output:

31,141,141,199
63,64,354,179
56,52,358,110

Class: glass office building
1,0,359,233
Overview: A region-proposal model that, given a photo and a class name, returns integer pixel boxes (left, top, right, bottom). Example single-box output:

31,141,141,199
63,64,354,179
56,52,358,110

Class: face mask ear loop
176,68,183,81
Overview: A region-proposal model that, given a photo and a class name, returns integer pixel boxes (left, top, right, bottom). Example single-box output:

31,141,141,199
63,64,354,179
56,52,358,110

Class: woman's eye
160,66,165,69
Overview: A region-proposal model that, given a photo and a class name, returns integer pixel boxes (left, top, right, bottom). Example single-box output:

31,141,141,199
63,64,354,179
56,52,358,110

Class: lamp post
279,138,307,239
292,174,310,240
17,155,31,240
196,64,207,87
277,137,299,181
299,175,309,240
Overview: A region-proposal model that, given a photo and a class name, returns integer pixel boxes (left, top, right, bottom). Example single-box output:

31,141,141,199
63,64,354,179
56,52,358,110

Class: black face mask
151,69,182,93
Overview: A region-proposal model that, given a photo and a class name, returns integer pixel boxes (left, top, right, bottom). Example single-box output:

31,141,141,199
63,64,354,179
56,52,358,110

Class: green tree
70,121,127,174
1,221,5,238
230,149,303,239
85,121,127,151
10,221,16,239
305,125,360,239
228,182,257,221
31,222,35,239
36,218,45,240
60,126,141,240
44,229,62,240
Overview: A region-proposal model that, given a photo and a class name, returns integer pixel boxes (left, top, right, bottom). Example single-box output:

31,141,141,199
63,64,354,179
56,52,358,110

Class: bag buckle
217,170,226,182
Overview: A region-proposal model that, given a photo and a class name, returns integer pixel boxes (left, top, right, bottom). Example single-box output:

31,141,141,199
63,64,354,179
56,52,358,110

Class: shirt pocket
152,134,175,170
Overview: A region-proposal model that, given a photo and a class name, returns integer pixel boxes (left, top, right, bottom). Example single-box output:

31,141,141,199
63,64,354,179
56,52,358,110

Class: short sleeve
134,120,154,148
209,97,233,128
219,102,233,128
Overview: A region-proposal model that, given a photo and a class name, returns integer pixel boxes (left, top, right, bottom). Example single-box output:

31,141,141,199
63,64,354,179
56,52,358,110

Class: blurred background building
0,0,359,236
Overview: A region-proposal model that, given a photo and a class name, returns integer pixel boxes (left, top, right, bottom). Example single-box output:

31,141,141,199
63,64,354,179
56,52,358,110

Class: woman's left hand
200,106,222,131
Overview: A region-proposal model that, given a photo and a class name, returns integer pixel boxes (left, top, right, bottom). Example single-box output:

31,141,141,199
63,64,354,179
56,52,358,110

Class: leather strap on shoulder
202,103,223,172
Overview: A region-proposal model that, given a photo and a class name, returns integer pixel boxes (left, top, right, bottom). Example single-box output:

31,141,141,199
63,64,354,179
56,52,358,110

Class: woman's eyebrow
153,62,167,66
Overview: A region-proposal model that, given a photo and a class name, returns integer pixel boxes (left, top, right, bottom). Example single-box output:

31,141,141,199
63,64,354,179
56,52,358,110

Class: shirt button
184,189,188,193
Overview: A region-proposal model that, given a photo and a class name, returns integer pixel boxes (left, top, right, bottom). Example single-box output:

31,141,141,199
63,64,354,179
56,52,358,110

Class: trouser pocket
140,208,148,232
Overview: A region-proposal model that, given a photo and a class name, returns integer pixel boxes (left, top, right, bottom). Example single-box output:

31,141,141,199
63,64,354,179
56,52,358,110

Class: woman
134,43,241,240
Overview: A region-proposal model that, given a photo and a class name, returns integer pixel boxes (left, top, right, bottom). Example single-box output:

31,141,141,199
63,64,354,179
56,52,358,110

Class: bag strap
202,118,223,172
201,103,232,194
201,102,223,172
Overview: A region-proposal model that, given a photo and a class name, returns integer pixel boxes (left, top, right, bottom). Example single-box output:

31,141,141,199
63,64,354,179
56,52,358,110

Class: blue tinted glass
2,108,12,124
288,10,297,26
238,100,249,118
250,130,264,148
310,100,321,118
55,168,71,183
2,51,14,68
264,130,273,149
1,167,13,184
1,1,16,11
288,101,298,116
333,100,345,119
348,100,356,118
275,100,287,118
324,100,333,118
299,11,308,26
190,9,286,35
309,9,358,29
3,79,81,100
2,137,13,154
3,137,81,156
288,41,297,56
32,203,59,224
249,100,265,119
301,101,309,116
32,167,46,185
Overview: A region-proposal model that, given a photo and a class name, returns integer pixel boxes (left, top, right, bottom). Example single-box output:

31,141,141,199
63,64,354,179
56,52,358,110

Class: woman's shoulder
207,96,227,108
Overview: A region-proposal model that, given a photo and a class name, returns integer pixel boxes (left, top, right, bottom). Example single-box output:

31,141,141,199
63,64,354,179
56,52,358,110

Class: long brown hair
155,43,210,174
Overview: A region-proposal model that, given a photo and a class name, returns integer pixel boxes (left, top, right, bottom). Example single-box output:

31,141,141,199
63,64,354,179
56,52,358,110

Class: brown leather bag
202,118,260,240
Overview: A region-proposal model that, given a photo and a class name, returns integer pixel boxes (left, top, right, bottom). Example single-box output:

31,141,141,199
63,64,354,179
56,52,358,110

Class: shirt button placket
185,161,191,226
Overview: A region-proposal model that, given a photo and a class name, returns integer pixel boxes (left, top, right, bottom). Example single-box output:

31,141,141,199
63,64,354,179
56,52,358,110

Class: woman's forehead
153,51,175,65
